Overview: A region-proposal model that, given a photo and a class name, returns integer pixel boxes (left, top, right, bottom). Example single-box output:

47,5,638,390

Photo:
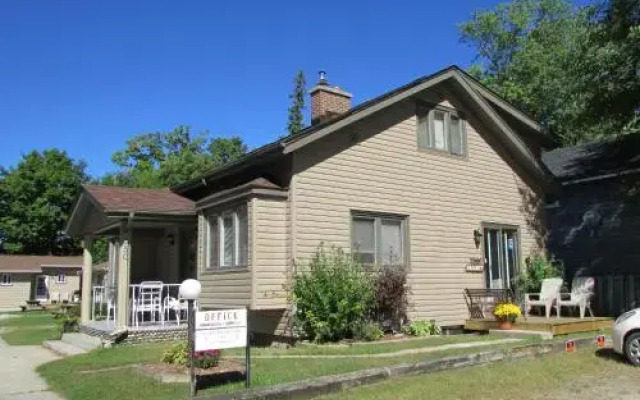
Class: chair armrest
525,293,540,301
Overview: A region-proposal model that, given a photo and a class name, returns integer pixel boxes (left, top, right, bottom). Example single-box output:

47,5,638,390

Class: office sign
195,309,247,351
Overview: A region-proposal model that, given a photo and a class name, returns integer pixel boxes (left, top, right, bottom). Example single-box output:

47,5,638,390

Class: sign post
188,299,196,399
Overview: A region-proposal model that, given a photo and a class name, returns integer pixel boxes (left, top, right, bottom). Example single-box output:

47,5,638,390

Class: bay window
206,205,249,269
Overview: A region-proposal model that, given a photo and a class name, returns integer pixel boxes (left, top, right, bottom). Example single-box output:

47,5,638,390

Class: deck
464,316,613,336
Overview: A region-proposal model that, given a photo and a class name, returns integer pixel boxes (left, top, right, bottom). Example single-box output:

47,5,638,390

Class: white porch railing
92,283,187,327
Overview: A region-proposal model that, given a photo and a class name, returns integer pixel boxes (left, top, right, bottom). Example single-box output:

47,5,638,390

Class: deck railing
92,283,183,327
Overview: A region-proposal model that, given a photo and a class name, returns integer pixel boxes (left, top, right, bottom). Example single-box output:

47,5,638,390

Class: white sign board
195,309,247,351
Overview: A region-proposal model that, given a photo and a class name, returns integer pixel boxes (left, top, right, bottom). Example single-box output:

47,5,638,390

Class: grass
36,330,611,400
0,310,61,345
319,347,632,400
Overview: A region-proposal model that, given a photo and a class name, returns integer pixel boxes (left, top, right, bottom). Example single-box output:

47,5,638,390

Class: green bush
162,342,189,365
514,253,564,294
353,322,384,341
51,305,80,335
401,320,441,337
293,245,375,342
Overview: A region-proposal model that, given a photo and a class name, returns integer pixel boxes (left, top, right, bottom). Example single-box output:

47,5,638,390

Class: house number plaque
465,257,484,272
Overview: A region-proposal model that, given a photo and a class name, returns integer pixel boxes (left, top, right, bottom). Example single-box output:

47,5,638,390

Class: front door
35,275,48,301
483,226,519,289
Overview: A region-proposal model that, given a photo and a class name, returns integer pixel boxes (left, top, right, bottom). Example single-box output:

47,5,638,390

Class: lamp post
179,279,201,399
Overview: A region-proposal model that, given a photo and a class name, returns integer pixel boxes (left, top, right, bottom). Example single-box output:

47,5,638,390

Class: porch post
116,225,132,329
80,236,93,323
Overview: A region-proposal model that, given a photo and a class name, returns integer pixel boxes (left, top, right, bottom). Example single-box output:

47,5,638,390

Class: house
543,133,640,316
0,255,83,310
67,66,556,342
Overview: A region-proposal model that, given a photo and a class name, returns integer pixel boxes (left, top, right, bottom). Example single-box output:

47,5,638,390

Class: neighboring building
67,66,556,341
543,134,640,316
0,255,83,309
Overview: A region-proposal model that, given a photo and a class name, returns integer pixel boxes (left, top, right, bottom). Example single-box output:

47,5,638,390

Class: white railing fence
92,283,183,326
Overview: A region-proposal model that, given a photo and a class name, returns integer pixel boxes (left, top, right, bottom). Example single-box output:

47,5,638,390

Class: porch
464,316,613,336
65,185,198,332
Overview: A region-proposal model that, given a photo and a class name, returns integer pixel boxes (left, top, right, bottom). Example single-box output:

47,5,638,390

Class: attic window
417,106,466,156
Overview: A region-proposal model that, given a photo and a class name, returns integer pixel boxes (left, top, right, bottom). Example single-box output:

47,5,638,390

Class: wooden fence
593,275,640,316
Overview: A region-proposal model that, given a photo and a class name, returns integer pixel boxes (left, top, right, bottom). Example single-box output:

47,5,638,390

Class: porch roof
0,255,83,273
83,185,195,214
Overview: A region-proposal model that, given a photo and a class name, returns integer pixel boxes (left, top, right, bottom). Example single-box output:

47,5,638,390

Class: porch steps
61,332,103,351
43,340,87,357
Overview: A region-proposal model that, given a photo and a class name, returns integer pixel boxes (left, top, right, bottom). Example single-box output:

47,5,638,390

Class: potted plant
493,302,522,330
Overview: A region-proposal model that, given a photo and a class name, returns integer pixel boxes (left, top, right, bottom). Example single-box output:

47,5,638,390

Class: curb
202,337,597,400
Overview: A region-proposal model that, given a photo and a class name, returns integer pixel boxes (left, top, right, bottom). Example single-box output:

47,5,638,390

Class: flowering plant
191,349,221,369
493,302,522,323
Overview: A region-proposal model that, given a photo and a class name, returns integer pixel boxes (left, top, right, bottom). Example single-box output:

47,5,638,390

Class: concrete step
43,340,87,357
60,333,103,351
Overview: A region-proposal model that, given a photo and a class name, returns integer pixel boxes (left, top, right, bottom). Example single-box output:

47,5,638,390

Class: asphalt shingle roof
83,185,195,214
0,255,83,273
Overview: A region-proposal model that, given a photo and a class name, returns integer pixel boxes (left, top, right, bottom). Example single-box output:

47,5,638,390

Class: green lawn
0,310,61,345
37,337,536,400
320,346,630,400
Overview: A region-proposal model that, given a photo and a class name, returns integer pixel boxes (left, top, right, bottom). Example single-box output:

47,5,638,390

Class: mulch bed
138,359,246,385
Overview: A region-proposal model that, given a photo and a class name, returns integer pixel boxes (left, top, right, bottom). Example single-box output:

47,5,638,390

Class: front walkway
0,335,64,400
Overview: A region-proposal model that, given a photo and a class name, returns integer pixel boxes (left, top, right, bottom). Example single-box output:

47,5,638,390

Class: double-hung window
0,273,12,286
206,205,249,269
351,213,407,266
417,105,466,156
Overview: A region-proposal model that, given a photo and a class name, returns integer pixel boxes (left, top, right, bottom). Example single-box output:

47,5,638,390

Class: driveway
0,336,63,400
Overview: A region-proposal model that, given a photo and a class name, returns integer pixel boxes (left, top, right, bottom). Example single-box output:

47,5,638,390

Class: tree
0,150,88,254
460,0,640,145
287,70,307,135
103,125,248,188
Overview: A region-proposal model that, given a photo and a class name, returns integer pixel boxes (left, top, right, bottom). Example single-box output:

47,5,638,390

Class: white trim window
417,106,466,156
352,213,407,266
0,273,12,286
54,272,66,284
206,205,249,269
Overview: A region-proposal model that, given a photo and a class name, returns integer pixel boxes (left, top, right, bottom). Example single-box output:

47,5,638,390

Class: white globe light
179,279,202,300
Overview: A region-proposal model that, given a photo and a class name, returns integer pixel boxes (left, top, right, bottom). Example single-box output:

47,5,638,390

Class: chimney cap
318,70,328,86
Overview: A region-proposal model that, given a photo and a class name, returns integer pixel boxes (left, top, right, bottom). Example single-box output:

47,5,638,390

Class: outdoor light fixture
179,279,201,301
473,229,483,248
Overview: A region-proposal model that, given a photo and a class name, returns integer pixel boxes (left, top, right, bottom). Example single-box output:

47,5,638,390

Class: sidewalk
0,334,63,400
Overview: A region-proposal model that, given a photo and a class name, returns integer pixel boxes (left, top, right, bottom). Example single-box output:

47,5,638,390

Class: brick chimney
309,70,352,125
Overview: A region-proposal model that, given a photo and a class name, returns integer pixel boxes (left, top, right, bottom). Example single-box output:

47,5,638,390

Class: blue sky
0,0,586,178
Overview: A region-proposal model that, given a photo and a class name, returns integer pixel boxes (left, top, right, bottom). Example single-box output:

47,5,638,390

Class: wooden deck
465,316,613,336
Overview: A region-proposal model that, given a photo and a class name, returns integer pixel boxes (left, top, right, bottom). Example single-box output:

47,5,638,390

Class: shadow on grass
196,371,246,391
595,348,628,364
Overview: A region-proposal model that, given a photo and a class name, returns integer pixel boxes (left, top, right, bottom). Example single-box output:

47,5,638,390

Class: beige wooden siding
253,197,289,309
292,103,544,326
0,274,32,309
48,274,80,302
197,202,253,309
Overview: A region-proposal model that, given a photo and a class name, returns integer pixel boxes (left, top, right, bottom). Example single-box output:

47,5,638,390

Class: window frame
205,204,249,271
350,211,409,267
0,273,12,286
417,104,467,157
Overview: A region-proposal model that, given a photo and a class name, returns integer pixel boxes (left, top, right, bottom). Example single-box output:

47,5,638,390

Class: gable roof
0,255,83,273
172,65,555,196
542,134,640,183
83,185,195,214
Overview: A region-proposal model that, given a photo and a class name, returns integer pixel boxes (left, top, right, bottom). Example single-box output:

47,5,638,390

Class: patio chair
164,296,197,325
49,292,60,304
525,278,563,318
556,276,595,319
133,281,164,327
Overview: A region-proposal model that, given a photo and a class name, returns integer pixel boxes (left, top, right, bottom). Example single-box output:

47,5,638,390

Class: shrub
162,342,221,369
353,322,384,341
514,253,564,294
293,245,375,342
51,305,80,335
162,342,189,365
373,265,408,332
402,320,441,337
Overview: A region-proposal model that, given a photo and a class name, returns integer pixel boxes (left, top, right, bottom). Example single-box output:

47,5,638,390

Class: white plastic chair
164,296,197,326
525,278,563,318
557,276,595,318
50,292,60,304
134,281,164,326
